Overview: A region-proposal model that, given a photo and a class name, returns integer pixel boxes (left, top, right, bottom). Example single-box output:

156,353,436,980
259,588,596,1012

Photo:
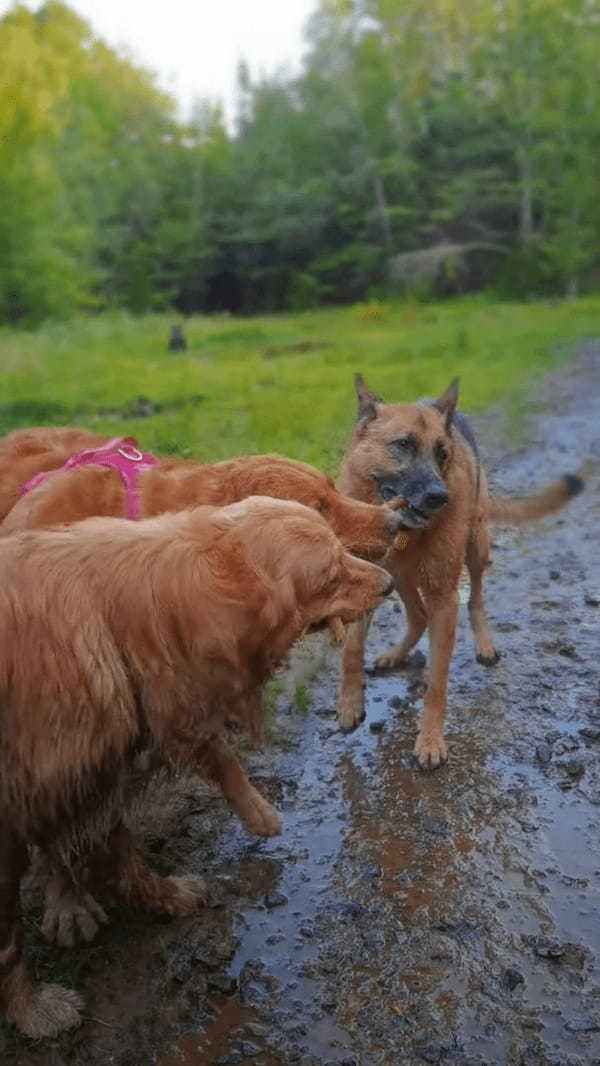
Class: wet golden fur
337,376,584,768
0,425,406,974
0,497,391,1038
0,426,404,561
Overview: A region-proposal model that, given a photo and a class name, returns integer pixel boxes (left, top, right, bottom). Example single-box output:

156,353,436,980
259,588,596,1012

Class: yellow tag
394,531,410,551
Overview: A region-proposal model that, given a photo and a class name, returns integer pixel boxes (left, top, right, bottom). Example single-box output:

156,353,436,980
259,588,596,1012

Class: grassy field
2,294,600,471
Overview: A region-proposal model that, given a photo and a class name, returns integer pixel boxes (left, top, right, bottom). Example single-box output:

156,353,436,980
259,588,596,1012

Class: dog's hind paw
476,648,501,667
42,888,108,947
414,730,448,770
375,646,409,671
159,874,208,916
241,788,282,837
8,983,83,1039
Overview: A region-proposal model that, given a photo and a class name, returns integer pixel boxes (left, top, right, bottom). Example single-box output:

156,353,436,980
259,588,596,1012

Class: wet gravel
2,346,599,1066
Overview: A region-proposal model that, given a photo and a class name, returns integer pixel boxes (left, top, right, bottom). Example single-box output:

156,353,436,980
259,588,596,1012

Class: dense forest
1,0,599,324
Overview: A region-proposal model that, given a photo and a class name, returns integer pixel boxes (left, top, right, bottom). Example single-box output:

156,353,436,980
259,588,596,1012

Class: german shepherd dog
337,375,584,769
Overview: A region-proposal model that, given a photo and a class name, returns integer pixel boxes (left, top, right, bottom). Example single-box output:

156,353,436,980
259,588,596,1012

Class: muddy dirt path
3,348,599,1066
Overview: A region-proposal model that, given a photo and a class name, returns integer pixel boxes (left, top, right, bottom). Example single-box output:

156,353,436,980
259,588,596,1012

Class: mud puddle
2,348,599,1066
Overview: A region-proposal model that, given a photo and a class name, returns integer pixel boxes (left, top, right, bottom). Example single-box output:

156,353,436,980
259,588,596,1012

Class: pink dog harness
21,436,158,520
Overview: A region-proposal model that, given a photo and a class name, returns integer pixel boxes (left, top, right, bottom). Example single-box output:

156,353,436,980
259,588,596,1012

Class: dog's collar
394,530,410,550
21,436,158,520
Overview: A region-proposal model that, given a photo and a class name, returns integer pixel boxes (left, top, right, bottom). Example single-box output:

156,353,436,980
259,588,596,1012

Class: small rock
237,1041,261,1056
243,1022,268,1038
534,940,566,959
518,819,540,833
364,862,383,881
369,719,386,733
336,900,365,922
549,569,561,581
584,590,600,607
535,743,552,765
401,755,419,771
564,758,585,779
388,695,406,709
579,726,600,742
421,816,450,837
504,967,525,991
264,890,287,909
417,1045,445,1064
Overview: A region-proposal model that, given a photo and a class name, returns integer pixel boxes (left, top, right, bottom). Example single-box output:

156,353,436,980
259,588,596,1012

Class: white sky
1,0,318,120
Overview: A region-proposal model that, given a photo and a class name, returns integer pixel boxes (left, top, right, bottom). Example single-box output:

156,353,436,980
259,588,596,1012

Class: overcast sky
2,0,318,119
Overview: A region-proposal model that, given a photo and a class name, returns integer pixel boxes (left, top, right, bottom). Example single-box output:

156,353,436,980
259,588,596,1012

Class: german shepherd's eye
435,441,448,467
390,437,411,450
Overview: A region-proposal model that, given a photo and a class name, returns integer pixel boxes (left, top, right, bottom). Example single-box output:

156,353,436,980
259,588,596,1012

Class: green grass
2,294,599,471
293,682,312,713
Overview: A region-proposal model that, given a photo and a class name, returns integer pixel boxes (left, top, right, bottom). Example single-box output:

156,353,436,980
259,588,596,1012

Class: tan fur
337,376,583,768
0,496,392,1037
487,477,580,524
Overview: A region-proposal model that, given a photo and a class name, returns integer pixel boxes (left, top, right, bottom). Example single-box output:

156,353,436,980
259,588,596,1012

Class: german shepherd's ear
432,378,459,431
355,374,380,425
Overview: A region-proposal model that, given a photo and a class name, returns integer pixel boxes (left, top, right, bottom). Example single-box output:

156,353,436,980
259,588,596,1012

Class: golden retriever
0,496,392,1038
0,426,406,561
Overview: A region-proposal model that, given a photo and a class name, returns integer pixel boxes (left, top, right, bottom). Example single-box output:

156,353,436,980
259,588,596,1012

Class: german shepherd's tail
488,474,584,525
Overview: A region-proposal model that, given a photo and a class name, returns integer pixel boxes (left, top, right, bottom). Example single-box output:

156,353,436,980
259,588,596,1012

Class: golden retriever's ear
355,374,380,426
258,572,299,631
432,378,459,431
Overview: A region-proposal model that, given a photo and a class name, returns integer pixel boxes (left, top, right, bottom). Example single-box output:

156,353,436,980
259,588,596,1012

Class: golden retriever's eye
317,497,330,514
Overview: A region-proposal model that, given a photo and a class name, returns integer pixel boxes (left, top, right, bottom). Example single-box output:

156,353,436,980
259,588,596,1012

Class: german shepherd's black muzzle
376,471,449,529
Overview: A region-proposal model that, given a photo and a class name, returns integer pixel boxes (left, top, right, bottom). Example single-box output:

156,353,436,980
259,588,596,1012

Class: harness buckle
118,445,144,462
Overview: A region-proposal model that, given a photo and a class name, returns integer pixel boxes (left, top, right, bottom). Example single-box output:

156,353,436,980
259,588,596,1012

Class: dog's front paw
42,889,108,947
8,982,83,1039
242,788,282,837
414,730,448,770
336,690,365,732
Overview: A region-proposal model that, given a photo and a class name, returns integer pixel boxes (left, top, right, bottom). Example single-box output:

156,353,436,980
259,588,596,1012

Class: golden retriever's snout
383,499,409,534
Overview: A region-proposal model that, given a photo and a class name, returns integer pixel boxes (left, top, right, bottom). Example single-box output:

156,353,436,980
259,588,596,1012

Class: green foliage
262,679,286,737
294,683,311,713
0,0,599,322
